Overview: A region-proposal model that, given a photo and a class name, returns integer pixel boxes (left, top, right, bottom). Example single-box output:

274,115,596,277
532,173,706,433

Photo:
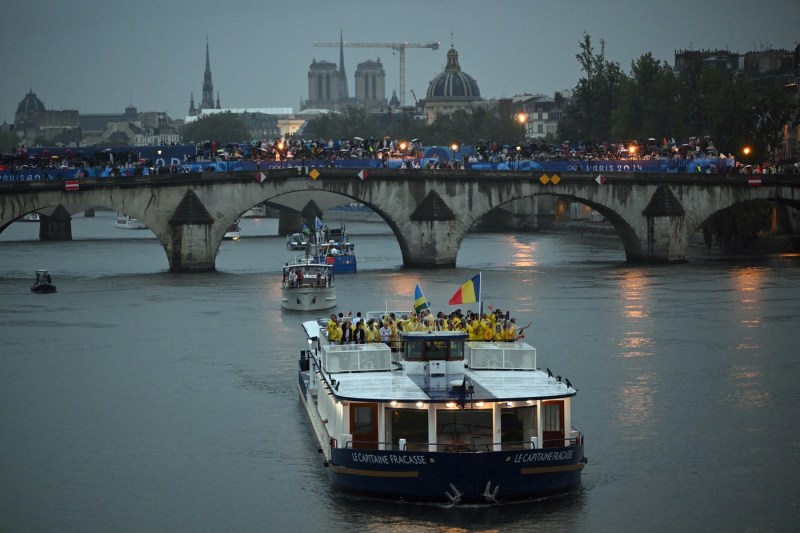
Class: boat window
353,405,374,434
501,406,537,449
405,340,424,361
386,408,428,451
404,338,465,362
542,401,565,448
449,340,464,360
436,409,492,450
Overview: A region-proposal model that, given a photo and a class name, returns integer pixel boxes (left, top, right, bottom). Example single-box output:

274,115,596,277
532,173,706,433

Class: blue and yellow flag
414,283,430,313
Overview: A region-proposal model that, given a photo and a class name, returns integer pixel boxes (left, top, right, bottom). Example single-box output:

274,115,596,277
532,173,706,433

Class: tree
559,33,626,145
611,53,680,141
750,85,797,162
303,107,386,140
181,112,250,144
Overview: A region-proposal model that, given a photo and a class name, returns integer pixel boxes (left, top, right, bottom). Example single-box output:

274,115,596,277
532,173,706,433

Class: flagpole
479,271,483,316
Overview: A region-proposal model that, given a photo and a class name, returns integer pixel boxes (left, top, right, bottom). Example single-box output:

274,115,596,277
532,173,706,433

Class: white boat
297,312,586,504
281,258,335,311
286,232,309,250
223,220,241,240
114,213,146,229
242,204,267,218
22,213,40,222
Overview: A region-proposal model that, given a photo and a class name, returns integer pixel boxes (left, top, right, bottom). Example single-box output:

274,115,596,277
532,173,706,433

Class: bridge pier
39,205,72,240
278,209,303,236
397,221,462,268
164,223,218,272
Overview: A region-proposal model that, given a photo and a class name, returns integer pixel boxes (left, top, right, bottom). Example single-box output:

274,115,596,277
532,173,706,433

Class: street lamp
516,112,528,141
450,143,459,168
742,146,752,171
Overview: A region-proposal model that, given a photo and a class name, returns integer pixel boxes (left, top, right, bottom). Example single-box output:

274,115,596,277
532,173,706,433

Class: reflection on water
616,270,653,358
731,267,765,350
618,332,654,359
726,366,770,408
618,269,649,320
616,373,656,435
508,235,538,268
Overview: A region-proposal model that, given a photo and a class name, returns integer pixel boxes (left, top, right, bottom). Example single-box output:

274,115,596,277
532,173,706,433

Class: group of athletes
326,307,528,346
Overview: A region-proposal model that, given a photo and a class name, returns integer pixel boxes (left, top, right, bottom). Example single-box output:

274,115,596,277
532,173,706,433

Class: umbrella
51,155,60,159
353,136,364,142
103,148,113,152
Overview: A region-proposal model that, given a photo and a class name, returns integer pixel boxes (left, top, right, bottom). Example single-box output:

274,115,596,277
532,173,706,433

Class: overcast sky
2,0,798,124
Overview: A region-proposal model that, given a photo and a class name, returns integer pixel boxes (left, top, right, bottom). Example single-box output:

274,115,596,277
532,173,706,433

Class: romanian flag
448,273,481,305
414,283,430,313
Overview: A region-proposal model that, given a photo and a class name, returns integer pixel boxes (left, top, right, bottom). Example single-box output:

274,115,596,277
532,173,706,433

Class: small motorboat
31,270,57,293
224,220,241,240
286,232,309,250
114,212,146,229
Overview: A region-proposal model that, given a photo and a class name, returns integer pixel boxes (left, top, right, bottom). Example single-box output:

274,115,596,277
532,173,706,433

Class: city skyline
2,0,798,124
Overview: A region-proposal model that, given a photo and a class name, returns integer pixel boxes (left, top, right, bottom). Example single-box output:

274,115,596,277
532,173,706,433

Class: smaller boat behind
281,257,335,311
114,212,146,229
224,220,241,240
31,270,56,293
22,213,40,222
311,224,357,273
287,232,309,250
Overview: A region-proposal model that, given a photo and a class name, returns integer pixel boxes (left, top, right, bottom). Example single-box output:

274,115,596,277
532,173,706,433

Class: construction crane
312,40,440,107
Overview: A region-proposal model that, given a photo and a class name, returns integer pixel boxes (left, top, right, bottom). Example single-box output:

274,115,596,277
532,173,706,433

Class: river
1,210,798,532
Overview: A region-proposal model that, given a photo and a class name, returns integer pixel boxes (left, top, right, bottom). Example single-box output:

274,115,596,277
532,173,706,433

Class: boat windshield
403,334,465,362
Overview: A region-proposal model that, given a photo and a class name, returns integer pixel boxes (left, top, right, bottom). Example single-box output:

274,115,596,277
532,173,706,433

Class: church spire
200,36,215,111
338,29,349,100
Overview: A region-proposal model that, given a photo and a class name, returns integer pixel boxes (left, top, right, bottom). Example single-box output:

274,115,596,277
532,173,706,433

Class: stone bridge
2,168,799,271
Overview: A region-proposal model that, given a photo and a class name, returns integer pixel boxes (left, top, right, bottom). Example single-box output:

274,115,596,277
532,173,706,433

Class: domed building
14,89,80,146
16,89,46,116
424,46,484,125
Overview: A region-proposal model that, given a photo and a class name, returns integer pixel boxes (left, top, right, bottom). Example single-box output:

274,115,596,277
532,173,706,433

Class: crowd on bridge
4,134,799,176
325,307,528,349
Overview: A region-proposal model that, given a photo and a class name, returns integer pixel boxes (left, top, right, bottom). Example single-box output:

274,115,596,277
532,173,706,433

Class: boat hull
31,283,57,293
314,254,357,274
282,287,336,311
326,445,584,503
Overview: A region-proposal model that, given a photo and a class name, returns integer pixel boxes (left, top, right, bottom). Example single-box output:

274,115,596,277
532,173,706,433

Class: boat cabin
283,263,333,289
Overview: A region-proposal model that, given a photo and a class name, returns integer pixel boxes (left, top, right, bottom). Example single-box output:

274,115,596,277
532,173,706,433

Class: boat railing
323,343,392,372
466,342,537,370
342,435,583,452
